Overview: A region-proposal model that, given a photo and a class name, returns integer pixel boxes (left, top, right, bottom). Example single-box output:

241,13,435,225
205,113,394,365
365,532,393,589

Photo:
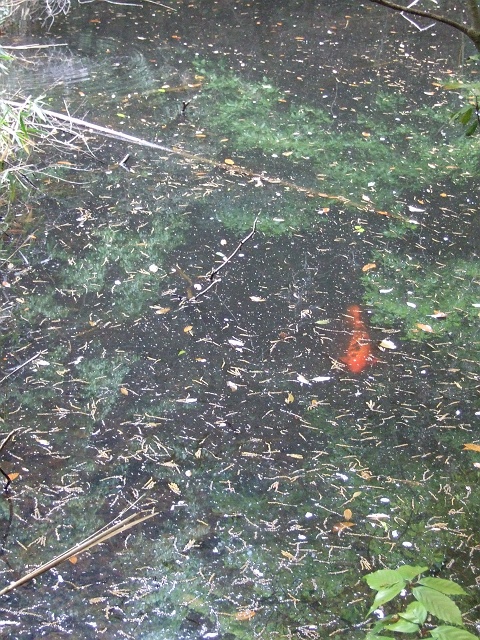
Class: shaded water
1,1,479,638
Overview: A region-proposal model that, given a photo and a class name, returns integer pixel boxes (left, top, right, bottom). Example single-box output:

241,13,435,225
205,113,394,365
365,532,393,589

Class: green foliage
364,565,477,639
450,102,479,136
362,254,479,347
444,79,480,136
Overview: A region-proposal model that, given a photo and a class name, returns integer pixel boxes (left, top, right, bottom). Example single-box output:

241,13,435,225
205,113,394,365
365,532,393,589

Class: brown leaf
362,263,376,272
463,443,480,452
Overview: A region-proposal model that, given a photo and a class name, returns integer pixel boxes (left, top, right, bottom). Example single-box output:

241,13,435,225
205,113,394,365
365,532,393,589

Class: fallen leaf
234,610,256,621
362,263,376,272
249,296,266,302
7,472,19,482
228,338,244,348
281,550,295,560
224,158,235,165
183,325,193,333
463,443,480,452
168,482,181,495
120,387,129,396
379,339,397,350
151,306,170,314
416,323,433,333
343,508,352,521
68,555,78,564
285,391,294,404
431,310,447,319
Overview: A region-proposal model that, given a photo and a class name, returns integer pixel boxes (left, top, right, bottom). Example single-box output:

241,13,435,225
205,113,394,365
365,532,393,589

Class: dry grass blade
0,510,157,596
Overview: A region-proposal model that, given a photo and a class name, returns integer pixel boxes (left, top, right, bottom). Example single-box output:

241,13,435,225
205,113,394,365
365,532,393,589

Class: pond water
1,1,479,638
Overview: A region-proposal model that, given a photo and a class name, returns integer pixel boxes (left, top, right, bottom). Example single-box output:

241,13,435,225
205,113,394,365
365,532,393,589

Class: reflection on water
1,1,479,638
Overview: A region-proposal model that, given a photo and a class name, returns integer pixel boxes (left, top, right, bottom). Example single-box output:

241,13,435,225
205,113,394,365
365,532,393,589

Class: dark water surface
1,1,479,638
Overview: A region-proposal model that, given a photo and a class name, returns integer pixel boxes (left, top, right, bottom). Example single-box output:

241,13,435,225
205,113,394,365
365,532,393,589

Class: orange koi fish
340,305,377,374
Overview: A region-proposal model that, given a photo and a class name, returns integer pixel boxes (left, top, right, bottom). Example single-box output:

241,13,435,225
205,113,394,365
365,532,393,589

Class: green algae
194,64,478,220
362,254,479,347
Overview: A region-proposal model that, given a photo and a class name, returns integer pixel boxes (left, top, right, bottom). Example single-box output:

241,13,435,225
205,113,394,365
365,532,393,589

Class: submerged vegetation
0,3,479,638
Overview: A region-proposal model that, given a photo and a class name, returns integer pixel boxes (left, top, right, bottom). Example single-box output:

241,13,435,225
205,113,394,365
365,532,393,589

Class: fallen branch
3,100,396,217
0,510,157,597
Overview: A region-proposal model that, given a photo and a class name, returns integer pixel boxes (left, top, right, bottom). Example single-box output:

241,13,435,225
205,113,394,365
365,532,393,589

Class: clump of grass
0,97,49,204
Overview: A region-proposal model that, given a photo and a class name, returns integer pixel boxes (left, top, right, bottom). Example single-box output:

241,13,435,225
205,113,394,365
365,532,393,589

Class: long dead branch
4,100,396,217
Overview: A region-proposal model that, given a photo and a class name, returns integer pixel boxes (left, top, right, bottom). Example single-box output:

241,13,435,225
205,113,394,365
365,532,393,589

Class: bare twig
207,216,258,281
181,217,259,305
367,0,480,42
0,350,48,384
0,510,157,596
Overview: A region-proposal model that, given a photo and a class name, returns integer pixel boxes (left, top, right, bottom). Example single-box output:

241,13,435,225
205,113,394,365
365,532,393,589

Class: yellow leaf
120,387,129,396
281,550,295,560
7,472,19,482
362,263,376,272
183,325,193,333
168,482,181,495
343,508,353,521
416,323,433,333
155,306,171,315
285,392,294,404
463,443,480,452
68,555,78,564
224,158,235,165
